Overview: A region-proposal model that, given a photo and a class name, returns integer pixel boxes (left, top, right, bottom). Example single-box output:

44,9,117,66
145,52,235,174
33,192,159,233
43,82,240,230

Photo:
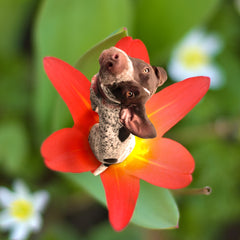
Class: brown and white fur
88,47,167,175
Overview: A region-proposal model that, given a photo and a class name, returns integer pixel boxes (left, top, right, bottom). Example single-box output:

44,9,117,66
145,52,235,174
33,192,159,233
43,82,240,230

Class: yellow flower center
181,47,209,68
132,138,150,157
10,199,33,220
120,137,150,168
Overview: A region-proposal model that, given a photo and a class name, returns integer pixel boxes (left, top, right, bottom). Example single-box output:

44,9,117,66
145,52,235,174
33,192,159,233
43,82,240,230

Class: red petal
124,137,194,189
146,76,210,137
41,127,99,173
43,57,98,129
115,36,150,64
101,167,140,231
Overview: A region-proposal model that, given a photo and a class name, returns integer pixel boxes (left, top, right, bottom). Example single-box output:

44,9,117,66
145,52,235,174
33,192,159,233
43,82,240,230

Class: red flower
41,37,210,231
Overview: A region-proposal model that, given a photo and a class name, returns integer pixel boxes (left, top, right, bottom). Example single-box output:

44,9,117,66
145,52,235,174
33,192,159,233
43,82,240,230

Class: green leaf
75,27,128,80
65,172,179,229
134,0,221,61
132,181,179,229
34,0,133,141
66,172,105,205
0,56,29,115
0,0,36,56
88,223,144,240
0,121,29,175
39,223,81,240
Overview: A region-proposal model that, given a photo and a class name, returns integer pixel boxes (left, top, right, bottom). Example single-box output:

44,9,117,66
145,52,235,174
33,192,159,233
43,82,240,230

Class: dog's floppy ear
120,104,156,139
152,66,168,87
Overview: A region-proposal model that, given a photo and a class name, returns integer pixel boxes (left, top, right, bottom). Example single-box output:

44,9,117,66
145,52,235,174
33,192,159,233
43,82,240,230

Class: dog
88,47,167,175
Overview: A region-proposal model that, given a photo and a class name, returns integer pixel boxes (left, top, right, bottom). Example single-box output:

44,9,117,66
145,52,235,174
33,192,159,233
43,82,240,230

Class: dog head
97,46,167,138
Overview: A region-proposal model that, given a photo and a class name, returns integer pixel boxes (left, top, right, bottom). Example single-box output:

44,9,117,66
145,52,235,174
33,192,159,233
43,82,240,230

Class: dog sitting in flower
89,46,167,175
41,36,210,231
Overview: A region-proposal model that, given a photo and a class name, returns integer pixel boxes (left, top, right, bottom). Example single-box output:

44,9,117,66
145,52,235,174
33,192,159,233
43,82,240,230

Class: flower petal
13,180,31,199
146,76,210,137
10,223,30,240
115,36,150,64
33,191,49,212
29,214,42,231
0,209,16,229
41,127,99,173
100,167,140,231
124,137,194,189
43,57,98,129
0,187,14,207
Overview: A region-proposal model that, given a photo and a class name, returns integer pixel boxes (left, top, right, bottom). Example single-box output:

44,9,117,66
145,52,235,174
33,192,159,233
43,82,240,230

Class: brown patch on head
108,81,157,139
130,57,167,95
108,81,149,106
97,47,167,103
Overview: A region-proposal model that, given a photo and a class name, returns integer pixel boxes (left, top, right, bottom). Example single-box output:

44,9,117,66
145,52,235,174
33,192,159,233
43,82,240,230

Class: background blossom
168,29,224,89
0,180,49,240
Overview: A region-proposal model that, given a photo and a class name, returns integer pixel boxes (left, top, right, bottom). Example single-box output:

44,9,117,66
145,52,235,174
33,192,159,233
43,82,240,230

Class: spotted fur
88,47,167,175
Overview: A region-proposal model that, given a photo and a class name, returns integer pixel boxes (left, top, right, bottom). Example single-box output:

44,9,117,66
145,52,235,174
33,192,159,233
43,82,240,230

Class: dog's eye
144,67,150,73
126,91,134,98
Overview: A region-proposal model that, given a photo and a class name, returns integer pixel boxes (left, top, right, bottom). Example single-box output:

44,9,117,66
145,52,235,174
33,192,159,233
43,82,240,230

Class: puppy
89,47,167,175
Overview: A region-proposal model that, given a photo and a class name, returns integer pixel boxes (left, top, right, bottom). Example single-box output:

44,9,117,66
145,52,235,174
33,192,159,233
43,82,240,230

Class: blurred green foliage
0,0,240,239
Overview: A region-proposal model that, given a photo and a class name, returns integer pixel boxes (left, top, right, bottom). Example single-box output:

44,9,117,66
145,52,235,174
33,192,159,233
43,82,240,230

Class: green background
0,0,240,239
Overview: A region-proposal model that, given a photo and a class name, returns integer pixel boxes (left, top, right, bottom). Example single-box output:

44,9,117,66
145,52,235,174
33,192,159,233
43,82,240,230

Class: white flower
0,180,49,240
168,29,224,89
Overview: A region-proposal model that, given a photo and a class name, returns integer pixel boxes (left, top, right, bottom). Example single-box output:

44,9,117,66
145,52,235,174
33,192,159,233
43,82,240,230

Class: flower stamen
180,47,209,69
10,199,33,221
